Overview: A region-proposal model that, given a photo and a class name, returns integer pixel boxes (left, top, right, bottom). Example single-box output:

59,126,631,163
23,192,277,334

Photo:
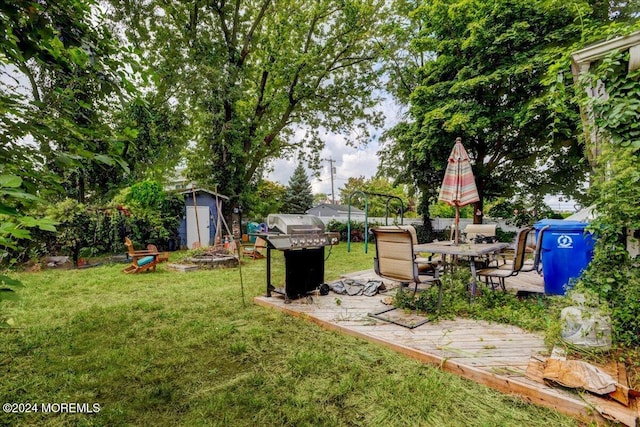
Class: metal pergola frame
347,191,405,253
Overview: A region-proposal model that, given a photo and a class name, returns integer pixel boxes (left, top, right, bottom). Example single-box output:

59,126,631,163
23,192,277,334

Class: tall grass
0,243,581,426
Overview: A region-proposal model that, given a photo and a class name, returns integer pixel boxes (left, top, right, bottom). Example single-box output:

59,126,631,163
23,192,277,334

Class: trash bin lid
534,219,590,232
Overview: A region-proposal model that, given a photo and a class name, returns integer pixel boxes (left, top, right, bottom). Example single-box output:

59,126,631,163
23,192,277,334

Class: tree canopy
0,0,134,304
105,0,388,209
115,94,188,186
1,1,140,204
379,0,613,224
244,179,286,221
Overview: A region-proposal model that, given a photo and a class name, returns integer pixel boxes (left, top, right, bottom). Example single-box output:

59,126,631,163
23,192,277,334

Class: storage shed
177,188,229,249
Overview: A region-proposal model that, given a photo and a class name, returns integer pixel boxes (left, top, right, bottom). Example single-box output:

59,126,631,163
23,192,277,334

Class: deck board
254,269,637,426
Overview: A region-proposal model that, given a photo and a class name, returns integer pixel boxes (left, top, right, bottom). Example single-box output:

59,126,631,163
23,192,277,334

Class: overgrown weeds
393,266,565,344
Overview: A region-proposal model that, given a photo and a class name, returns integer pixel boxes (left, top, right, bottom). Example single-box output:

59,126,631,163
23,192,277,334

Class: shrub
30,183,184,264
326,220,381,242
574,145,640,347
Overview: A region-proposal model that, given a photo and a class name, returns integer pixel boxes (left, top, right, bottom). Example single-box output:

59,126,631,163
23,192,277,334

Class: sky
267,133,382,199
267,95,406,201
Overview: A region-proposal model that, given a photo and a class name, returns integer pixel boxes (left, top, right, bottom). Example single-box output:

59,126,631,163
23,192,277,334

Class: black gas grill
260,214,339,302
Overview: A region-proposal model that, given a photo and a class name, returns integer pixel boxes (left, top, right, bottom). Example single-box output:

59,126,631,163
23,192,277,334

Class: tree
243,179,286,221
376,0,450,234
339,176,413,218
378,120,450,236
312,193,331,205
380,0,593,225
115,94,188,186
2,1,138,204
378,0,428,105
116,180,184,246
104,0,388,212
281,164,313,214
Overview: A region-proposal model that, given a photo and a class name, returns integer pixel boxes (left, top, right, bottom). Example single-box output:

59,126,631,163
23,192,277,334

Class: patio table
413,242,510,300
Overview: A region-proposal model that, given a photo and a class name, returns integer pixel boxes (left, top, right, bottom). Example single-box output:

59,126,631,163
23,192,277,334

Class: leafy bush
40,199,130,264
111,181,184,249
326,220,382,242
429,201,473,219
574,145,640,346
128,180,167,208
44,198,93,265
495,228,516,243
413,223,448,243
488,198,558,226
31,182,184,264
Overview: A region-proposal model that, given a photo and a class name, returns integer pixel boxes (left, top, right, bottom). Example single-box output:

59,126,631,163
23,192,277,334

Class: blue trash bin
534,219,596,295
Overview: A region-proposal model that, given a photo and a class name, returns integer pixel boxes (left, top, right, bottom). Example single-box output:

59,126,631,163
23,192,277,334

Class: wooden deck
254,270,638,426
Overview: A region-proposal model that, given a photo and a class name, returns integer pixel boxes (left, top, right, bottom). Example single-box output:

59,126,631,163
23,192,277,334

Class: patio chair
242,237,267,260
373,225,441,273
371,227,442,307
368,228,443,329
464,224,497,243
476,226,533,291
491,224,549,273
122,237,168,274
520,224,549,274
147,244,170,263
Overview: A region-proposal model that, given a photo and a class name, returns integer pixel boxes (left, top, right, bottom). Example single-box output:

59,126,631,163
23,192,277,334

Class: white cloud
544,195,581,212
266,131,382,201
311,144,381,197
266,94,404,200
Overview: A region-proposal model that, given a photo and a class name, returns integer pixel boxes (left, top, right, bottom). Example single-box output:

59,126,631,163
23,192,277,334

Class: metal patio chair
476,226,533,291
371,227,442,310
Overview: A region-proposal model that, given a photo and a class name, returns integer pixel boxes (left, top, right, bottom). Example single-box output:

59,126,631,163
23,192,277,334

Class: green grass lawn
0,243,582,426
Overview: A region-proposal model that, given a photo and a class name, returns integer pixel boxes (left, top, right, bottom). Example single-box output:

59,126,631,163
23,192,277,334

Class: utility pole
325,157,336,204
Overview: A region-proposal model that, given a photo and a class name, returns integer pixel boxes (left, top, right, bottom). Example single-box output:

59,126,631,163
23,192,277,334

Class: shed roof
178,188,229,200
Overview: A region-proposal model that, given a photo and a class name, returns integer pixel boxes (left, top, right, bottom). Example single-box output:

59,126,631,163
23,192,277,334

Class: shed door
186,206,210,248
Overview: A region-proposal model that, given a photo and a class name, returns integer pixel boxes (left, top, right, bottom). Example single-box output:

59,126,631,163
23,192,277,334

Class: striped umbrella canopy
438,137,480,244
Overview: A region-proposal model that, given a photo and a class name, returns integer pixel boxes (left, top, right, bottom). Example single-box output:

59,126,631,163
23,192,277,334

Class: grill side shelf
264,235,291,250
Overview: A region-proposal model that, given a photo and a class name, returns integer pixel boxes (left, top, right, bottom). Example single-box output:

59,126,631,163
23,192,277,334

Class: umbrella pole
454,206,460,245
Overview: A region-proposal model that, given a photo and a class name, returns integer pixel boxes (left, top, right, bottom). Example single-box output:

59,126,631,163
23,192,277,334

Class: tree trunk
473,178,485,224
473,200,483,224
419,193,434,242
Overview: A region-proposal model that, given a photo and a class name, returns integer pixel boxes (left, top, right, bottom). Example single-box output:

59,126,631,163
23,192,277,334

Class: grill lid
266,214,325,235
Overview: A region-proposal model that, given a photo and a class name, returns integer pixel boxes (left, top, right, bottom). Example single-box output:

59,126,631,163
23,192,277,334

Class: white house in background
306,203,366,221
165,166,195,191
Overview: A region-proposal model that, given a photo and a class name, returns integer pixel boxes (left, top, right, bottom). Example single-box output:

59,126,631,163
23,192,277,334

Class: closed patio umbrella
438,137,480,244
